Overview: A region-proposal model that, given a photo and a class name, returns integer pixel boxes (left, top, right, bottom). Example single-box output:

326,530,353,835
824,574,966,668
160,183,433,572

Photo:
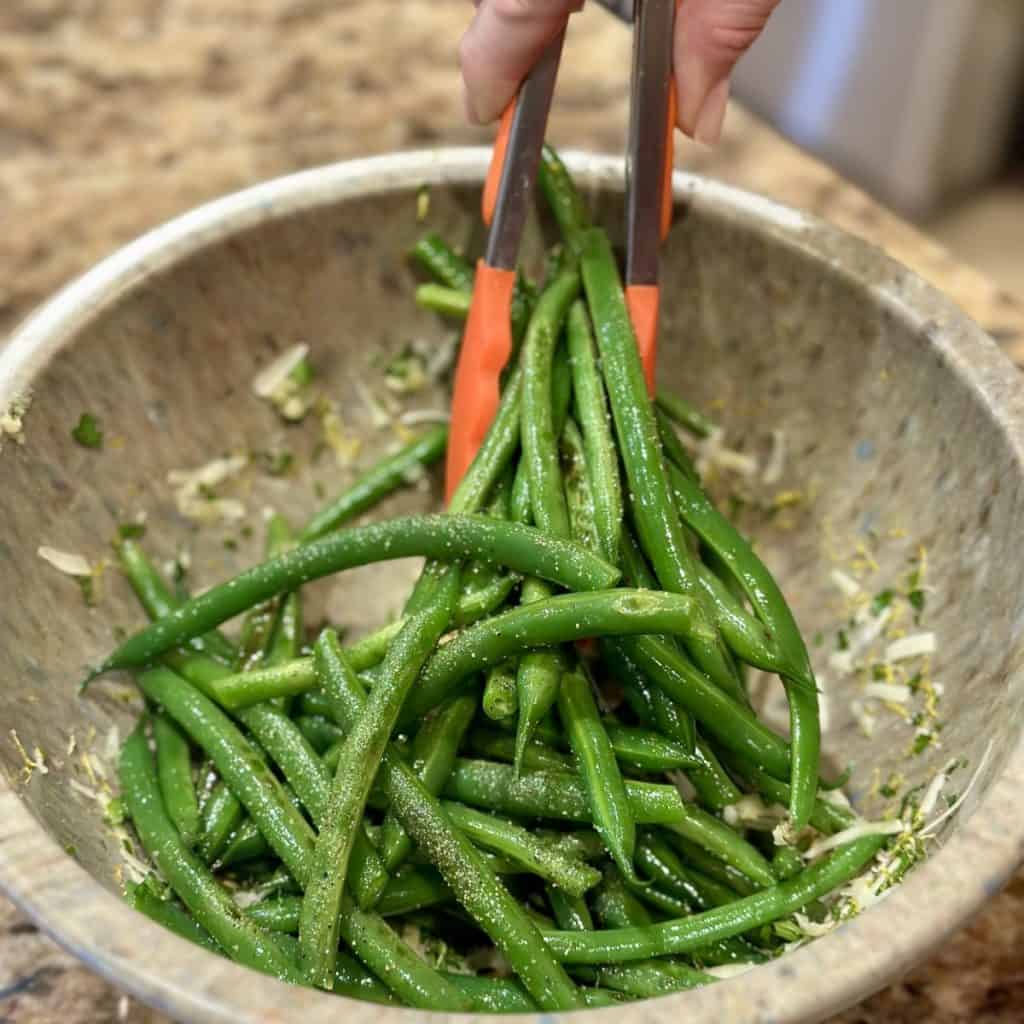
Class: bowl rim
1,147,1023,1024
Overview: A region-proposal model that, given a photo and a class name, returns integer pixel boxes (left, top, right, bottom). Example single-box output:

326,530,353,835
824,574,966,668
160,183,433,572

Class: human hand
459,0,780,145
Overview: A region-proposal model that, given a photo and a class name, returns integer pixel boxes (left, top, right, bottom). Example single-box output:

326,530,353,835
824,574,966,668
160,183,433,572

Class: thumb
459,0,582,125
675,0,779,143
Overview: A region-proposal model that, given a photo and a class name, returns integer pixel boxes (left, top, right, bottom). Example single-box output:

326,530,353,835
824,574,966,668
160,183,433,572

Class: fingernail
693,77,730,146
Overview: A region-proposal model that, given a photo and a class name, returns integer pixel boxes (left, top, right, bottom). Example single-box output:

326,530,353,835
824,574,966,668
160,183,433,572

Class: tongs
446,0,679,500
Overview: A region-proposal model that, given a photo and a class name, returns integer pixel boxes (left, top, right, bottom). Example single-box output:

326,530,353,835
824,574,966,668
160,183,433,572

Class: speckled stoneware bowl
1,150,1023,1024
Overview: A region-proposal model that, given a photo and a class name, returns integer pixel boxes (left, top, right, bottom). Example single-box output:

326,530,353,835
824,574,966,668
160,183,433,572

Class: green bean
687,736,743,811
655,405,701,485
509,456,532,525
609,535,697,752
561,417,601,556
635,834,706,907
546,885,594,932
126,885,220,954
620,635,791,778
602,722,700,774
376,867,454,918
152,714,200,847
482,660,519,721
719,749,855,835
246,866,452,934
294,714,343,753
579,226,739,699
271,933,398,1004
537,829,609,863
298,566,458,988
196,781,244,865
119,537,381,895
522,267,579,539
164,649,389,910
116,539,235,662
444,974,540,1012
409,589,714,726
441,801,600,897
595,960,714,997
512,588,566,776
551,342,573,438
656,390,717,439
566,300,622,560
772,845,805,881
409,232,473,291
136,668,318,884
667,462,820,827
450,572,518,627
300,426,447,541
99,515,617,674
538,144,590,255
449,365,524,517
335,892,475,1010
415,283,471,319
313,631,583,1010
235,513,294,673
444,758,690,826
379,693,477,873
666,835,759,897
207,580,510,711
558,669,638,883
119,723,299,981
694,558,786,678
542,836,885,963
511,270,580,771
465,729,572,773
664,804,774,888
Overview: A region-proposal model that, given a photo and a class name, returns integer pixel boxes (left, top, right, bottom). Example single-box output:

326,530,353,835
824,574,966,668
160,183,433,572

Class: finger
459,0,582,124
675,0,779,143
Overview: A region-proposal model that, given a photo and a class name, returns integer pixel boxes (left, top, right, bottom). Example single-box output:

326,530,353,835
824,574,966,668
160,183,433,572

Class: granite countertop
2,2,1023,1021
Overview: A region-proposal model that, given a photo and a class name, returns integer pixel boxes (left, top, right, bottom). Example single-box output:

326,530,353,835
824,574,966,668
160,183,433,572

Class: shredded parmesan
399,408,450,427
830,569,862,598
762,428,786,485
723,794,787,830
252,344,309,399
0,388,32,449
705,962,760,979
922,740,992,838
885,633,936,662
792,911,836,938
803,819,906,860
38,546,92,576
168,455,248,523
863,682,910,703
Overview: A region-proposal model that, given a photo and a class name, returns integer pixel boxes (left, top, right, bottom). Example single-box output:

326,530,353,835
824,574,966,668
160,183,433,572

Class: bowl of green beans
1,147,1022,1024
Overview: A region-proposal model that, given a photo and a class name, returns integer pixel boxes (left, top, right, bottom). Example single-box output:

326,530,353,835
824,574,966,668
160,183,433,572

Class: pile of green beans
100,146,897,1011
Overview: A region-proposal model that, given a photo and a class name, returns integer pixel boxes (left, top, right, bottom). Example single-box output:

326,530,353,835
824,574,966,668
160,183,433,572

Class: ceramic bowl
1,150,1022,1024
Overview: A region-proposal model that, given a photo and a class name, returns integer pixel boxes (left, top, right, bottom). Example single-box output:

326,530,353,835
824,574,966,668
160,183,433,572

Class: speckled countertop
2,2,1023,1021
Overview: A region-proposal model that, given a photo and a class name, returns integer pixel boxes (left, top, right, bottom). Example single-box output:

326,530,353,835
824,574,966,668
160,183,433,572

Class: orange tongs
446,0,679,501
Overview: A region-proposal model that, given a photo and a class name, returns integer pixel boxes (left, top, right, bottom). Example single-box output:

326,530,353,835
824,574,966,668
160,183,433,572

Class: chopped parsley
117,522,147,540
837,629,849,651
71,412,103,449
870,589,894,615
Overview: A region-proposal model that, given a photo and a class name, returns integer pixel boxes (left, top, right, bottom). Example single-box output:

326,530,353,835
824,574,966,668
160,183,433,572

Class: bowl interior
1,152,1023,1022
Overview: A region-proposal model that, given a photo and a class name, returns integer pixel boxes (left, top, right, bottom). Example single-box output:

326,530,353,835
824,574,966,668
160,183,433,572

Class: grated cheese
885,633,936,662
761,428,786,485
38,546,92,577
863,682,910,703
803,819,906,860
168,455,248,523
252,344,309,399
399,408,450,427
830,568,862,598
